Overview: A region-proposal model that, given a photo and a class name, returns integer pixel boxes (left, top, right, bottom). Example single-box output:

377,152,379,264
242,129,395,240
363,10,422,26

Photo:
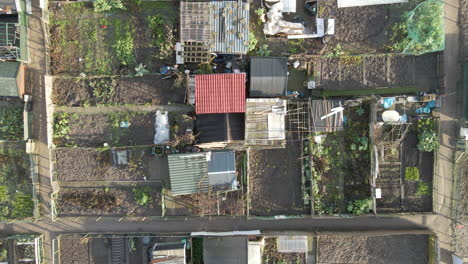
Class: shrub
257,44,270,56
416,182,431,196
93,0,126,13
0,108,23,140
248,32,258,52
347,198,373,216
53,113,71,140
132,187,152,206
113,32,135,66
405,167,420,181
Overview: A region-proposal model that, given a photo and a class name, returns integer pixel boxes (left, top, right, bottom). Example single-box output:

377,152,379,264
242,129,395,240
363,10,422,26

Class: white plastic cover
154,110,169,144
264,2,305,35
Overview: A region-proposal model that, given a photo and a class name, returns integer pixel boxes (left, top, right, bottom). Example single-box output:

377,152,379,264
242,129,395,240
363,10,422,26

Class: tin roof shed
195,73,246,114
250,57,288,98
168,151,238,196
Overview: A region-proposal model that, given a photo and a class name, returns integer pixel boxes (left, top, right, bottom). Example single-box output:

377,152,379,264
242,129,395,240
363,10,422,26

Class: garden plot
317,234,431,263
49,1,178,76
53,111,194,147
52,75,185,106
56,185,162,216
55,147,169,182
249,141,308,216
374,102,435,213
0,145,35,221
307,104,371,215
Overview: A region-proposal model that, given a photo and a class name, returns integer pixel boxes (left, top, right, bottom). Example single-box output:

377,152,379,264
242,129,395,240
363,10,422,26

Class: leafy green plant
135,63,149,76
147,15,175,60
347,198,373,216
417,118,439,152
325,44,347,57
93,0,126,13
90,78,116,104
416,182,431,196
53,113,71,140
132,187,152,206
0,107,23,140
248,32,258,52
113,32,135,66
257,44,270,56
254,8,265,25
405,167,420,181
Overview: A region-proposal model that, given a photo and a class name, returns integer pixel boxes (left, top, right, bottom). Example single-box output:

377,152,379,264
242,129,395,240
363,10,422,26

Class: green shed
0,62,24,97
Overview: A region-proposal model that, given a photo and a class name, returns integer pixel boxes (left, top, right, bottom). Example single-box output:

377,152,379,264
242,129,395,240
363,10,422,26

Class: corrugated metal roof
250,57,288,97
195,73,246,114
0,61,19,97
168,153,209,196
210,1,250,54
337,0,407,8
208,151,235,173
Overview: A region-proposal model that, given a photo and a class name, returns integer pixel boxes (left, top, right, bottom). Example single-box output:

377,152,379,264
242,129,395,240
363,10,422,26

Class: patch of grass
405,167,420,181
132,187,152,206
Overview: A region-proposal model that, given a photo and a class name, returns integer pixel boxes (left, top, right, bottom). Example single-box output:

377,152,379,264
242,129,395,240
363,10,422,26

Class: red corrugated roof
195,73,246,114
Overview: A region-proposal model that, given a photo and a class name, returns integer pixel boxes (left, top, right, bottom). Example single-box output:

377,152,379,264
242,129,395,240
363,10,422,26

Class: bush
347,198,373,216
405,167,420,181
93,0,126,13
416,182,431,196
132,187,152,206
0,107,23,140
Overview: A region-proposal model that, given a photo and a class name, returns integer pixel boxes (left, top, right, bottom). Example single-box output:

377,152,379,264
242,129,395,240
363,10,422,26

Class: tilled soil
52,75,185,106
55,148,146,182
364,56,387,87
249,142,307,216
57,113,155,147
59,238,91,264
172,190,246,216
57,187,162,216
317,234,429,264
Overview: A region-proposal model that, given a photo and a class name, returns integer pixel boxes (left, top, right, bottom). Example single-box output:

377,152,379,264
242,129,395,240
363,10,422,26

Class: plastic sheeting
264,2,305,35
154,110,169,144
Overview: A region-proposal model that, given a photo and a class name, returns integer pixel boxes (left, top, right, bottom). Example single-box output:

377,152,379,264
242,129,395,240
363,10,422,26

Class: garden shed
245,98,287,147
178,1,249,63
203,237,248,264
0,61,24,97
250,57,288,98
168,151,238,196
195,73,246,114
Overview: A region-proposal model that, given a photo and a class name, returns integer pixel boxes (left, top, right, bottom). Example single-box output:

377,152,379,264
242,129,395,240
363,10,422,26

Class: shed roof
195,73,246,114
0,62,19,97
250,57,288,98
196,113,245,143
168,153,210,196
203,237,247,264
245,98,287,146
168,151,237,196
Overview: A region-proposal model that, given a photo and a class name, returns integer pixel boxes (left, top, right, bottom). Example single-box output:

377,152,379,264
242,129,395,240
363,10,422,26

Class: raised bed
52,75,185,106
57,186,162,216
249,142,308,216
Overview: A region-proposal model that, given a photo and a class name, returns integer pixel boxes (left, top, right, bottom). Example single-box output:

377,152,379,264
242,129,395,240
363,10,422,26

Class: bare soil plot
49,2,178,76
55,147,155,182
54,111,194,147
249,141,307,216
317,234,430,264
263,237,306,264
57,186,162,216
59,237,91,264
52,75,185,106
